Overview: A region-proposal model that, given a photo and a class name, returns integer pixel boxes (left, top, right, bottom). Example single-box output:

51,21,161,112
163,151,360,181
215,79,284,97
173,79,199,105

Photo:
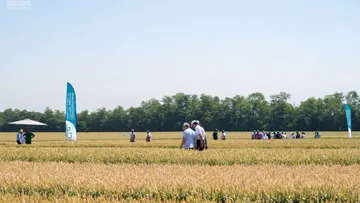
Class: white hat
183,123,190,127
191,120,199,125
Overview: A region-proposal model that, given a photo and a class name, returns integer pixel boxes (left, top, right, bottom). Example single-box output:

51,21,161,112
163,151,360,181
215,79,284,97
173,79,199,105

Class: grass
0,131,359,202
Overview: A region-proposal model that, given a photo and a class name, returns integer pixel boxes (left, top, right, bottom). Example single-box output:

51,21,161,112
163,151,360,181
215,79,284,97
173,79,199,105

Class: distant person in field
296,132,300,139
290,133,296,139
277,132,282,139
192,120,206,151
251,130,256,139
180,123,196,149
16,129,25,145
300,132,306,139
262,131,268,140
200,122,208,149
314,131,321,139
270,132,275,139
254,130,262,140
23,128,35,145
213,129,219,140
130,129,136,142
282,132,287,139
221,130,226,140
146,130,152,142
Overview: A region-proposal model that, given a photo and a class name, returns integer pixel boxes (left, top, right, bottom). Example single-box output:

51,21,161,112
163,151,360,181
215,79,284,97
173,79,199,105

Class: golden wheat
0,162,360,202
0,132,359,202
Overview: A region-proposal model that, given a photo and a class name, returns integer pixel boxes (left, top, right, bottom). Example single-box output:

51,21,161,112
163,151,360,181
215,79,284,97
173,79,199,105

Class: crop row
1,139,360,149
1,147,360,165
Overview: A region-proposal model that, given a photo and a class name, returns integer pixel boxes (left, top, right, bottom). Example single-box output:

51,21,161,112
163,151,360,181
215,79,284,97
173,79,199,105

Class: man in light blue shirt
180,123,196,149
16,129,25,144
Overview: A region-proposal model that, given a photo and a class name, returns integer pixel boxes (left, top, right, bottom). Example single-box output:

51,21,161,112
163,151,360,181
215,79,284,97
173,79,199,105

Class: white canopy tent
8,119,47,126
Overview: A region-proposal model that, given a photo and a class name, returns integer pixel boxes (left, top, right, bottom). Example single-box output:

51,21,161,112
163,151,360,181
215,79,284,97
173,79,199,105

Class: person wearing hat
146,130,152,142
16,129,25,145
23,128,35,145
129,129,136,142
180,123,196,149
221,130,226,140
191,120,206,151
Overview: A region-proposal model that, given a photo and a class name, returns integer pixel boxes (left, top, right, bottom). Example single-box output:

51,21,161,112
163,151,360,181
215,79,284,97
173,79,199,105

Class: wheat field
0,132,359,202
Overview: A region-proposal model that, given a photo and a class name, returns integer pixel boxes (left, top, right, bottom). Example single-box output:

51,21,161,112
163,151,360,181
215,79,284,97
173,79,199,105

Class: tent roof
8,119,47,126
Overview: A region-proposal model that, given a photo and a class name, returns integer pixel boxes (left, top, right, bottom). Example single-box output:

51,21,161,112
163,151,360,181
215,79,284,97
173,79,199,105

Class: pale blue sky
0,0,359,112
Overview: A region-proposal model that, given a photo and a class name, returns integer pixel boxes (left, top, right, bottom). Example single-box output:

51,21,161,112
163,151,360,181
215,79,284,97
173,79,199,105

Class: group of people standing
212,129,226,140
252,130,321,139
128,129,152,142
16,129,35,145
181,120,208,151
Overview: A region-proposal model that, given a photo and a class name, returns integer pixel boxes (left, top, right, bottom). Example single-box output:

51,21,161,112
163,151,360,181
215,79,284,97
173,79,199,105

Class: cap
183,123,190,127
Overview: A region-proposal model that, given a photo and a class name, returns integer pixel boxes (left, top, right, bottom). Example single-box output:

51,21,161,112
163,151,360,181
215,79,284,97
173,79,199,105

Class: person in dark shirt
23,129,35,144
213,129,219,140
296,132,300,139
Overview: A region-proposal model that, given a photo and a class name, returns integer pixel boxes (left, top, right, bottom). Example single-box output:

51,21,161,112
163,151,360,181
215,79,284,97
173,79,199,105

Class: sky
0,0,359,112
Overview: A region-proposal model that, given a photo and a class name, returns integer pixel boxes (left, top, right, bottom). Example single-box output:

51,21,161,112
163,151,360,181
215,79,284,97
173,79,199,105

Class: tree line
0,91,359,132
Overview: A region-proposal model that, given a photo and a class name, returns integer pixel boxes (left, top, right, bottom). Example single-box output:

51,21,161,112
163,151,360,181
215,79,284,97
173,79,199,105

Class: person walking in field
296,132,300,139
16,129,25,145
221,130,226,140
180,123,196,149
23,128,35,145
130,129,136,142
192,120,206,151
146,130,152,142
314,131,321,139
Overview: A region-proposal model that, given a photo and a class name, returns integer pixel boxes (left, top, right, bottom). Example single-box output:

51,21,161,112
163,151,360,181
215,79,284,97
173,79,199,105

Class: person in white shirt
129,129,136,142
270,132,275,139
300,132,306,139
290,133,296,139
192,120,206,151
262,132,268,140
180,123,196,149
146,130,152,142
282,132,287,139
221,130,226,140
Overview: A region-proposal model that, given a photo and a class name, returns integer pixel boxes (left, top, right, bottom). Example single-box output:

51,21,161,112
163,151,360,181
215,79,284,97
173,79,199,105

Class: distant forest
0,91,358,132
